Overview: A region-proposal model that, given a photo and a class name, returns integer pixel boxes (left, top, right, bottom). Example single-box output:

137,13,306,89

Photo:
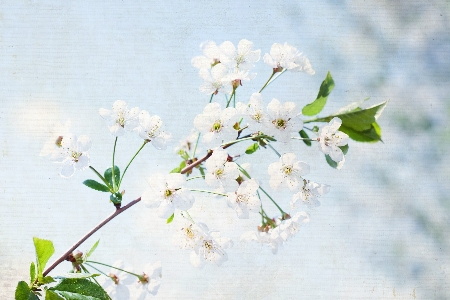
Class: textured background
1,1,449,299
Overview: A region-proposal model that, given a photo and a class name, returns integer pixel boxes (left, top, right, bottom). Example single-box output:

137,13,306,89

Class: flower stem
86,260,142,278
192,133,201,158
267,143,281,157
85,263,109,277
221,134,264,148
189,189,227,197
186,175,205,181
259,69,287,93
41,197,142,277
119,141,147,187
259,70,276,93
209,93,214,103
112,137,118,191
226,89,236,108
89,166,112,190
291,137,317,142
259,186,285,215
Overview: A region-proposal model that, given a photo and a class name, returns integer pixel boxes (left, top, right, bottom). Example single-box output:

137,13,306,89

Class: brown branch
42,197,142,277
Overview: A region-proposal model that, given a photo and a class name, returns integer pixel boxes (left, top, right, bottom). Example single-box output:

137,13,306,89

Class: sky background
1,1,449,299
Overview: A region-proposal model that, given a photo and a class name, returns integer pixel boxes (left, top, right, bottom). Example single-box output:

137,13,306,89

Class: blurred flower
263,42,315,74
138,110,172,150
51,134,91,178
99,100,140,136
241,212,310,254
191,40,222,69
198,64,232,95
204,149,239,192
193,103,239,145
174,129,200,155
220,39,261,71
226,178,260,219
265,98,302,142
318,117,349,163
141,173,194,219
268,153,310,191
131,261,162,298
97,260,135,299
40,119,72,157
291,180,330,209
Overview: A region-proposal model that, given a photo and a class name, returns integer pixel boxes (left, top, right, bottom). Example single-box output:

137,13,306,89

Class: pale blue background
1,1,449,299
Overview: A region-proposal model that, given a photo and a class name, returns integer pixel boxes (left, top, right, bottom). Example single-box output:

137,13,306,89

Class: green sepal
15,281,39,300
104,166,120,189
85,240,100,259
33,237,55,278
299,130,312,146
30,262,36,283
199,166,205,177
245,143,259,154
49,278,109,300
166,213,175,224
302,71,335,116
82,180,110,192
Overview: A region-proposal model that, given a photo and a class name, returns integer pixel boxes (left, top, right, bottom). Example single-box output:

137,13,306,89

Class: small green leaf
30,262,36,283
299,130,312,146
33,237,55,277
85,240,100,259
45,290,65,300
39,276,55,284
82,180,110,192
325,146,348,169
15,281,38,300
245,143,259,154
50,278,108,300
170,167,181,173
302,71,335,116
104,166,120,188
340,144,349,155
166,213,175,224
109,193,122,204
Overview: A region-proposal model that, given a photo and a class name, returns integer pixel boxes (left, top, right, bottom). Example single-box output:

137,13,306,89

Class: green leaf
166,213,175,224
109,193,122,204
170,167,181,173
302,71,335,116
33,237,55,277
82,180,110,192
299,130,312,146
15,281,39,300
339,123,382,142
340,144,349,155
325,146,348,169
199,166,205,177
245,143,259,154
30,262,36,283
104,166,120,188
85,240,100,259
40,276,55,284
50,278,108,300
45,290,65,300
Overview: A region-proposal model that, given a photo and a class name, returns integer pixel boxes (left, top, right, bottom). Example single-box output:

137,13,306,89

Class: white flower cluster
98,260,162,300
99,100,172,150
241,212,310,254
173,222,233,268
192,39,261,95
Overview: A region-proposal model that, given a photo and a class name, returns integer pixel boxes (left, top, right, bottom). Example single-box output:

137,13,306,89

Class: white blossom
174,129,200,155
52,134,91,178
220,39,261,71
263,42,315,74
204,149,239,192
198,64,232,95
40,119,72,157
138,110,172,150
99,100,140,136
226,178,260,219
174,222,232,268
98,260,135,299
236,92,269,131
291,179,330,209
141,173,194,219
265,98,302,142
241,212,310,254
193,103,239,145
318,117,349,163
191,40,222,69
268,153,310,191
131,261,162,299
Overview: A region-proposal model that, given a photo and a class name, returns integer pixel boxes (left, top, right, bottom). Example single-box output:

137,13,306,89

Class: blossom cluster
97,260,162,299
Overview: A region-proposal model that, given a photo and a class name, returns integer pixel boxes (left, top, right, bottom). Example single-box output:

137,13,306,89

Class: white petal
141,190,161,208
157,201,175,219
99,108,111,119
112,100,127,113
190,251,205,268
75,155,89,170
60,163,75,178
